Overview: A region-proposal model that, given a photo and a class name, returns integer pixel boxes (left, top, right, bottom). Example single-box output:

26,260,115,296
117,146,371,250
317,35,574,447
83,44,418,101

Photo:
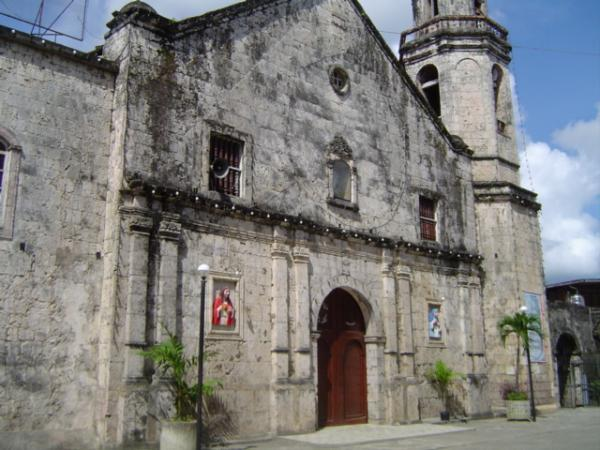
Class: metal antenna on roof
0,0,88,42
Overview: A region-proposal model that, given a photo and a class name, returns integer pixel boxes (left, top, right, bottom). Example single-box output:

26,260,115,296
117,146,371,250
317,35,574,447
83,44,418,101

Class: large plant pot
160,420,196,450
506,400,530,421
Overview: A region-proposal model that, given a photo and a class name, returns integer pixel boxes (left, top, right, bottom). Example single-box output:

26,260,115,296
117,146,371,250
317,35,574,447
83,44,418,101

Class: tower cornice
400,15,511,63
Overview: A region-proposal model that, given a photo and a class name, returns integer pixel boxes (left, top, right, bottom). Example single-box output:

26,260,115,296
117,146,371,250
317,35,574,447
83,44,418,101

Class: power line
511,45,600,57
379,28,600,57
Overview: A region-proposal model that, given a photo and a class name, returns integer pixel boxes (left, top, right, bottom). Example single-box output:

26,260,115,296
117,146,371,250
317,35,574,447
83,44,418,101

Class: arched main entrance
317,288,367,427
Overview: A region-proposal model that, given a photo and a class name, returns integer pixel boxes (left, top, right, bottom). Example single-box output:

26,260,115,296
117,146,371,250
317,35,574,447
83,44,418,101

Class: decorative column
155,213,181,342
459,274,488,416
395,266,415,377
395,265,419,423
270,234,290,434
381,250,399,376
270,240,290,381
122,203,154,381
365,335,386,423
117,198,154,444
381,250,399,423
292,246,311,380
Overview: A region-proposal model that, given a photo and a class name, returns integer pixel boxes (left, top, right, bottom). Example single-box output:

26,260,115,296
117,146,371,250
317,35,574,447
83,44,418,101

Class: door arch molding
311,284,383,339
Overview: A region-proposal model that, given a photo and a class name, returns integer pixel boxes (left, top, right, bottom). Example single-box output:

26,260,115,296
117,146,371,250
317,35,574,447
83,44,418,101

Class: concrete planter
160,420,196,450
506,400,530,421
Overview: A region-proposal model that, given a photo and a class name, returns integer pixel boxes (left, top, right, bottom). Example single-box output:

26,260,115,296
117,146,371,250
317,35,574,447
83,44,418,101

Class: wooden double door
317,289,367,427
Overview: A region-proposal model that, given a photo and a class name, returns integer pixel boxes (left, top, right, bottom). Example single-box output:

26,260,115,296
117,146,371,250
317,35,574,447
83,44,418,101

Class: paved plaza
219,407,600,450
1,407,598,449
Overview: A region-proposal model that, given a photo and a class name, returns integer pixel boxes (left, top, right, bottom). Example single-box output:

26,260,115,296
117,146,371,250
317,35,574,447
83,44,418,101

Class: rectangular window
209,134,243,197
419,196,437,241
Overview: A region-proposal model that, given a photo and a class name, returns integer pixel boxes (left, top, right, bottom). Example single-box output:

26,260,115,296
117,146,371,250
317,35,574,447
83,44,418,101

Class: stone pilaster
122,206,153,382
395,266,415,377
270,241,290,381
381,250,400,423
155,213,181,342
365,336,385,423
292,246,311,380
395,265,419,423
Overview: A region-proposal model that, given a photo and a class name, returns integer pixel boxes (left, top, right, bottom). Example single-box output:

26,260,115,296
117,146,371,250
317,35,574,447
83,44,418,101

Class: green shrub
506,391,528,401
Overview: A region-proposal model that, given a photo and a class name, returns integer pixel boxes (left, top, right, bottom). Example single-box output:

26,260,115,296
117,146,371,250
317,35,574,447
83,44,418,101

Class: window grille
419,196,437,241
209,134,243,197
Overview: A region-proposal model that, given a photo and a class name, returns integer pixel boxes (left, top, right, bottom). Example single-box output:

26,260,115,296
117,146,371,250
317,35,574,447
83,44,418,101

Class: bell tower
401,0,558,413
402,0,516,185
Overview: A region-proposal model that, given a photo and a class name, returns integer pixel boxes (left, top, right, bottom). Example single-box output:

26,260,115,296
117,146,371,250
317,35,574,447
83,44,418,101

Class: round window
329,67,350,95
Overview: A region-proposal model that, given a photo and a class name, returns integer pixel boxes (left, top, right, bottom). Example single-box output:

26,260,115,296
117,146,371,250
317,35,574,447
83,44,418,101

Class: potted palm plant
139,329,221,450
498,310,543,421
424,360,463,421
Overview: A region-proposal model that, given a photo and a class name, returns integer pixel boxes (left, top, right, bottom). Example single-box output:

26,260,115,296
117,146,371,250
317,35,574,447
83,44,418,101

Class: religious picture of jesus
212,286,236,329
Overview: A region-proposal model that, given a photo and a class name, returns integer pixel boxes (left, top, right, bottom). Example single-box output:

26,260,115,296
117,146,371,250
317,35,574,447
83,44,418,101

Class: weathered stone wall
96,0,486,443
403,43,520,185
549,303,596,355
0,35,115,434
111,0,477,251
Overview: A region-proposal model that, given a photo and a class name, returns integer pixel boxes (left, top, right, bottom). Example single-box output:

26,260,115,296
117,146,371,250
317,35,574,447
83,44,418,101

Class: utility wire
379,28,600,57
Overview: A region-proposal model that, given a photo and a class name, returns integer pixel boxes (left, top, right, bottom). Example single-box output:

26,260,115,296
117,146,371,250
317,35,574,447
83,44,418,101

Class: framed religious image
428,303,442,341
207,273,243,339
523,292,545,362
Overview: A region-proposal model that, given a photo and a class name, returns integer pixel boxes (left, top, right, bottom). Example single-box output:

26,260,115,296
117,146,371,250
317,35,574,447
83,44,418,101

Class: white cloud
521,106,600,283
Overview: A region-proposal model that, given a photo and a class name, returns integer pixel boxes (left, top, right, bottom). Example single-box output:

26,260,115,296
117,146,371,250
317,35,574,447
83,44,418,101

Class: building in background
546,279,600,407
0,0,557,447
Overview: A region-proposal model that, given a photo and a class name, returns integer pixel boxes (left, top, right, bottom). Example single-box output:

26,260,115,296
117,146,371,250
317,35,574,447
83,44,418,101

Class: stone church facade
0,0,557,447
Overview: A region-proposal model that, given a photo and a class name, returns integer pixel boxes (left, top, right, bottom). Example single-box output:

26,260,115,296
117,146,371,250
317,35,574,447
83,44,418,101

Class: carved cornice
120,180,484,266
158,214,182,241
292,247,310,263
120,206,154,234
473,182,541,211
327,135,353,159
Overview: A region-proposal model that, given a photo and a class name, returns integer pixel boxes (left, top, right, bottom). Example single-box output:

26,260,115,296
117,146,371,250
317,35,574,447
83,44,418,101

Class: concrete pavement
216,407,600,450
1,407,598,449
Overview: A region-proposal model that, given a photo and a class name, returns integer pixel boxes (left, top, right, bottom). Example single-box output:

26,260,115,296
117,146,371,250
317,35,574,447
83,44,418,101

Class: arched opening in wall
431,0,439,17
317,288,367,427
417,65,441,117
474,0,484,15
492,65,503,112
556,333,578,407
332,160,352,201
492,65,505,133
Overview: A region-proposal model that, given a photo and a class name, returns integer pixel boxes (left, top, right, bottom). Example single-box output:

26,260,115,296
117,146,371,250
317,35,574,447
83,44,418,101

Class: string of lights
126,175,488,265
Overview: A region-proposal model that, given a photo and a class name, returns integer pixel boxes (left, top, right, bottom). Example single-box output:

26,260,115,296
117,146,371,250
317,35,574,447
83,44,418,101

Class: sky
1,0,599,285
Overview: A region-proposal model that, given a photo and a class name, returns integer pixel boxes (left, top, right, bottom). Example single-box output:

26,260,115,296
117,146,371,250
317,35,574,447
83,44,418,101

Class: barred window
419,196,437,241
209,134,243,197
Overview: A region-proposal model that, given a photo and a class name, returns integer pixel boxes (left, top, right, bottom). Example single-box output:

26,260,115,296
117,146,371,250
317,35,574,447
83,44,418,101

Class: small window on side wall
209,134,243,197
418,65,441,117
0,130,22,240
419,196,437,241
326,136,357,211
332,160,352,201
